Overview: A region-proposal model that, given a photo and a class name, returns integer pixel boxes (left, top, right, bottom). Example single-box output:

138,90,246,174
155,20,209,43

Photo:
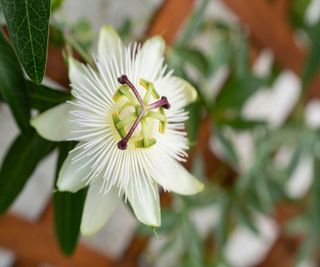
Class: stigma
112,75,170,150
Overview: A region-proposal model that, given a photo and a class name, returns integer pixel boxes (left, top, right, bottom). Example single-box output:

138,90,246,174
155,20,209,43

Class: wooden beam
146,0,195,44
0,213,114,267
222,0,320,99
223,0,304,74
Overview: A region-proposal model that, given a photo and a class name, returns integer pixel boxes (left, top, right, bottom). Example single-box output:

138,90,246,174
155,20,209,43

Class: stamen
116,75,171,150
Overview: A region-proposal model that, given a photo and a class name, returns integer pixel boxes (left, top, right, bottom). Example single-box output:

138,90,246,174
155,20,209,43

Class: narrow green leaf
216,117,266,130
26,81,71,111
214,125,238,167
236,203,259,234
172,46,209,75
212,74,263,112
1,0,51,84
185,101,203,143
303,20,320,88
0,132,55,213
290,0,310,29
51,0,63,12
177,0,209,45
53,142,87,255
208,36,231,77
0,31,31,133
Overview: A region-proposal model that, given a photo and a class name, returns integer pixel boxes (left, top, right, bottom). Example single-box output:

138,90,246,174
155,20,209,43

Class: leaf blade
0,31,31,133
0,132,55,213
53,142,87,255
1,0,51,84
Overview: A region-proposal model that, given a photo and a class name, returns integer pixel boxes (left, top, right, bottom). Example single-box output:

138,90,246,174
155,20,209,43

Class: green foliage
26,81,72,111
1,0,51,84
0,31,31,134
172,46,209,75
303,20,320,88
290,0,311,29
53,142,87,255
0,132,55,213
51,0,63,12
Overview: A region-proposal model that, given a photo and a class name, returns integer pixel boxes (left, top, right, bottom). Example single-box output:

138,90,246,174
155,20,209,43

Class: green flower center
112,75,170,150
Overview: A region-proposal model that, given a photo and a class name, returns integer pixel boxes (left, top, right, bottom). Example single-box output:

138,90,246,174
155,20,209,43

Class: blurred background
1,0,320,266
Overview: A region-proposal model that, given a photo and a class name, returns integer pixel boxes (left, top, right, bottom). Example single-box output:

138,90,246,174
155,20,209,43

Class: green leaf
208,36,231,77
0,132,55,213
303,20,320,88
214,125,238,167
172,46,209,75
185,101,203,143
51,0,63,12
181,220,203,267
212,34,264,112
0,31,31,134
1,0,51,84
216,117,266,130
212,74,263,112
236,203,259,234
53,142,87,255
290,0,310,29
26,81,71,111
177,0,209,45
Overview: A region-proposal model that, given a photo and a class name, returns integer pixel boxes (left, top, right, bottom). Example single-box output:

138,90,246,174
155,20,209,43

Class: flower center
112,75,170,150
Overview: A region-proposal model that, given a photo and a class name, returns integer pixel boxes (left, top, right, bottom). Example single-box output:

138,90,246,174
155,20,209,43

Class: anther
117,139,128,150
117,75,128,85
161,96,170,109
147,96,171,110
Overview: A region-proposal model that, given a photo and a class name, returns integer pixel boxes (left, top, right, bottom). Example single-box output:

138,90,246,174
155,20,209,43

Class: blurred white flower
31,25,203,235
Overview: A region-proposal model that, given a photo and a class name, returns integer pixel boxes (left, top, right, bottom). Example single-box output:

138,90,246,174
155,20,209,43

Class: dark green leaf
215,194,232,248
310,155,320,235
53,142,87,255
236,203,259,234
0,31,31,133
178,0,209,45
182,220,203,267
290,0,310,29
1,0,51,84
173,46,209,75
212,74,263,112
26,81,71,111
216,117,266,130
214,125,238,167
208,36,231,77
118,19,132,41
303,20,320,88
51,0,63,12
185,101,203,143
0,132,55,213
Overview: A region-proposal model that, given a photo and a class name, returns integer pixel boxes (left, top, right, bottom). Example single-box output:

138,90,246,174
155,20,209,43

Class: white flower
31,25,204,235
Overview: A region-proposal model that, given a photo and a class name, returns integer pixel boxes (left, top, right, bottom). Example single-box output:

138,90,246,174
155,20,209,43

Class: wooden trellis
0,0,318,266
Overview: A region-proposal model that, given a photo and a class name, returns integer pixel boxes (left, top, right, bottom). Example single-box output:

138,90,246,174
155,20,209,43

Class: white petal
57,143,92,193
68,57,87,87
173,76,198,105
81,181,120,236
159,76,197,107
30,102,72,141
126,178,161,227
141,36,165,62
137,36,165,81
98,25,122,58
145,149,204,195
